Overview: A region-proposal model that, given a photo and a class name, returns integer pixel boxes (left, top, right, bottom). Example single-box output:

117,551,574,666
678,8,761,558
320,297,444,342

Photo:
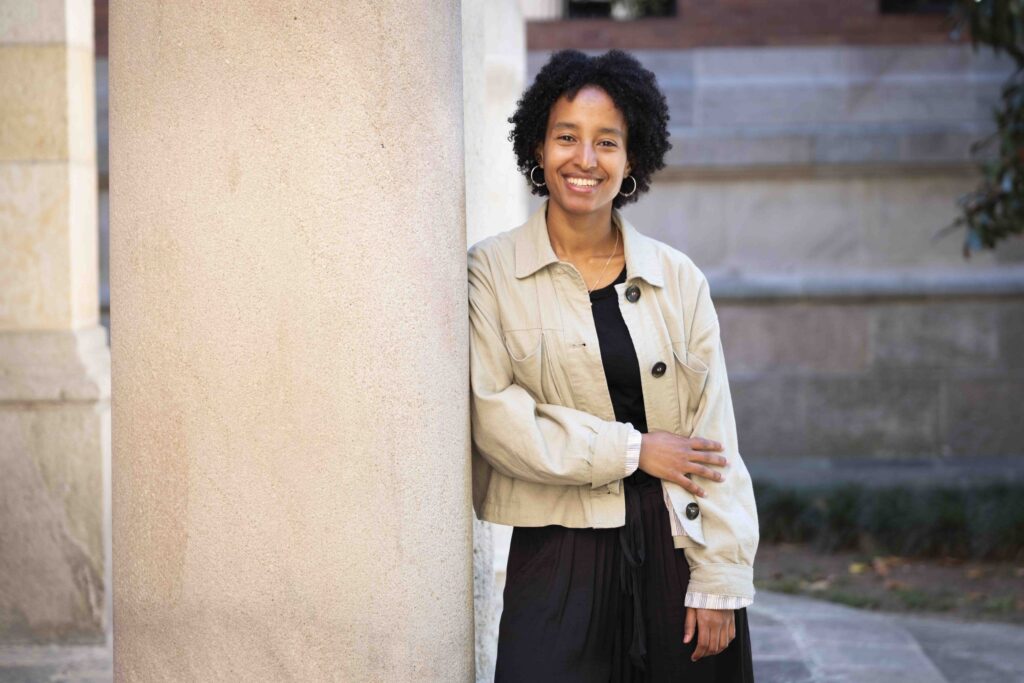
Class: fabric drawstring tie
618,479,647,671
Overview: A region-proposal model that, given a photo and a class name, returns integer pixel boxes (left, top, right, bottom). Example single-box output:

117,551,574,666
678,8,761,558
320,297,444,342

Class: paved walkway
2,590,1022,681
748,591,1024,682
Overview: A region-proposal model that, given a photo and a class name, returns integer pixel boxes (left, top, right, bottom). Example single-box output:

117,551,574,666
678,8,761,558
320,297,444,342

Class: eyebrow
552,122,624,137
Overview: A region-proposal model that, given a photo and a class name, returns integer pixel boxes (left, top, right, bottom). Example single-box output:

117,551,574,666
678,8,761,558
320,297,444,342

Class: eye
557,134,575,142
599,140,618,147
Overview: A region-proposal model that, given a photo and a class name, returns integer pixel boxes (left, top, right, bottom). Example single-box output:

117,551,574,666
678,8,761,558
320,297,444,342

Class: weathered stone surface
801,373,943,456
463,1,528,678
997,302,1024,370
719,304,870,374
0,403,106,643
729,375,809,459
0,328,109,402
696,179,873,270
0,0,92,46
0,46,68,160
945,376,1024,457
667,130,815,167
870,301,1001,370
472,518,497,683
1,0,107,648
864,173,981,266
618,182,730,266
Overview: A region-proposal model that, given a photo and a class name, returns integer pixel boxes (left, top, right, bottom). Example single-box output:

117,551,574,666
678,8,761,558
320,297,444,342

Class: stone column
110,2,473,680
461,1,527,680
0,0,109,645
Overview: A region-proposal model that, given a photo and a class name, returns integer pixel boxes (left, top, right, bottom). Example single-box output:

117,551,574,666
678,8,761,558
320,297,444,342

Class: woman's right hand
638,429,727,498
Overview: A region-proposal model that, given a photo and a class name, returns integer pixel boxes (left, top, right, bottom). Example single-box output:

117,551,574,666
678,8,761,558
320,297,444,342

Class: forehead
546,85,626,133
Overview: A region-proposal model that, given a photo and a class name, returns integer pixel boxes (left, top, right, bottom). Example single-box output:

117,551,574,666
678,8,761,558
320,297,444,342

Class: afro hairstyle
508,49,672,208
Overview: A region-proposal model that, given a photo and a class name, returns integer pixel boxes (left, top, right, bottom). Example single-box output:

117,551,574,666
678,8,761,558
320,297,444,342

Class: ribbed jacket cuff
624,428,642,477
684,591,754,610
685,562,755,600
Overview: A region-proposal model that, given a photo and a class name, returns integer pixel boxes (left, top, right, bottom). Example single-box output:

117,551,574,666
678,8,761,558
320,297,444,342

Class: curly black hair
508,49,672,209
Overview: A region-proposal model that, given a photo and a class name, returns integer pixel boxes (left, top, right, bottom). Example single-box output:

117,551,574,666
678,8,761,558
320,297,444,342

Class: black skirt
494,468,755,682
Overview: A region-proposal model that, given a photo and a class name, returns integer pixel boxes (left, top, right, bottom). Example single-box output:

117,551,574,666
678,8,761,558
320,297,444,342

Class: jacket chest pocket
503,328,566,405
671,340,709,437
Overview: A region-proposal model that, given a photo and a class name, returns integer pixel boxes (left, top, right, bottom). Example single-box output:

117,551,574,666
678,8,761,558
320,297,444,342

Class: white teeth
567,177,599,187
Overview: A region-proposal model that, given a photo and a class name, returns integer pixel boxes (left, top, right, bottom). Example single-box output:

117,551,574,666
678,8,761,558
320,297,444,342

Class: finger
708,617,725,656
720,613,735,653
717,617,732,654
682,461,724,483
691,437,723,451
683,607,696,644
693,615,711,661
676,474,706,498
692,450,729,468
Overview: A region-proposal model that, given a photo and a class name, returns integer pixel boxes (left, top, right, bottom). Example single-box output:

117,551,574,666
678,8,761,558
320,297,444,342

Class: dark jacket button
625,285,641,303
685,502,700,520
651,361,666,377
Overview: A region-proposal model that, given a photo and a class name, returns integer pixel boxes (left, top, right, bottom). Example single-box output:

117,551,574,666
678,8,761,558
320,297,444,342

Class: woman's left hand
684,607,735,661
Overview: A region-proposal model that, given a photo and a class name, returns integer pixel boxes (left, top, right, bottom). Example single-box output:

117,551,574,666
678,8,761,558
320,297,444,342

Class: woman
468,49,758,682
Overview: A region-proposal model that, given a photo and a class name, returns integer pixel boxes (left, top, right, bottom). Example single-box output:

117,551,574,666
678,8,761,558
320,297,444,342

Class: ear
534,142,544,166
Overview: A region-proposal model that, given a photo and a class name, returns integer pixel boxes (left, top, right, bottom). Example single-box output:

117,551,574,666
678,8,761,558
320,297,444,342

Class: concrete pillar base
0,326,111,645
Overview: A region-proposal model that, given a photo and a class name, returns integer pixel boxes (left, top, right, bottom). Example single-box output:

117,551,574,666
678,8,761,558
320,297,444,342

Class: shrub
752,479,1024,561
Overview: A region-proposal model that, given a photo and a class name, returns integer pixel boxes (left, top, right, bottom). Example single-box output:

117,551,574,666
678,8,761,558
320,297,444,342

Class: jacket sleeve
681,276,760,601
468,245,636,489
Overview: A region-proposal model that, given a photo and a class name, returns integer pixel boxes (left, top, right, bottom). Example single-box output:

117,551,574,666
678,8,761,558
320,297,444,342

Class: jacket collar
514,200,665,287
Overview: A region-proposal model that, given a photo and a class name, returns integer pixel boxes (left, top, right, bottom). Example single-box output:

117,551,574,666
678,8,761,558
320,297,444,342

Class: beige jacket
468,200,759,603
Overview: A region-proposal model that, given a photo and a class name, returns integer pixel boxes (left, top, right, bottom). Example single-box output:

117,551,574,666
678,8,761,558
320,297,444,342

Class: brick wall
528,1,961,50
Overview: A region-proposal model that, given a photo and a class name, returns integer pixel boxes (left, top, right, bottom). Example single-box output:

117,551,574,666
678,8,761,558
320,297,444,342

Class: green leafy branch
935,1,1024,256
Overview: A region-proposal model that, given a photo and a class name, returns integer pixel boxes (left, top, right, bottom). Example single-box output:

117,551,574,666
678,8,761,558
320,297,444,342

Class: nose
576,141,597,170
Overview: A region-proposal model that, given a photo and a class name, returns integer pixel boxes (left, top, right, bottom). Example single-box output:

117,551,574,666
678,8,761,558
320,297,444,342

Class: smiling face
535,85,631,218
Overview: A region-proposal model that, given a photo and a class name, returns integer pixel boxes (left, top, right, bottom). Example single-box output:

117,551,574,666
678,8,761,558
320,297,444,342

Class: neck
544,200,617,261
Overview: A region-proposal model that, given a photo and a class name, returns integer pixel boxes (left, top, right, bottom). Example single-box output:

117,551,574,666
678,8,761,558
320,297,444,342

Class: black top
591,263,655,669
589,264,649,435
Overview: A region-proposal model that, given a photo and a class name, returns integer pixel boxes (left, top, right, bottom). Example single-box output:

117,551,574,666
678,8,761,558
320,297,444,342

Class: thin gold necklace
587,227,620,293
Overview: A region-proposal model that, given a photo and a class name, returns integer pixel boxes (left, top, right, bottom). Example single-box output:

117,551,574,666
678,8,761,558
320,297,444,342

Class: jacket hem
476,496,626,529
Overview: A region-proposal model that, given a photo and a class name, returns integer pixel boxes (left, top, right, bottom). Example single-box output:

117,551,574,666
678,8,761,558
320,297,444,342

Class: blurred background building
523,0,1024,473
